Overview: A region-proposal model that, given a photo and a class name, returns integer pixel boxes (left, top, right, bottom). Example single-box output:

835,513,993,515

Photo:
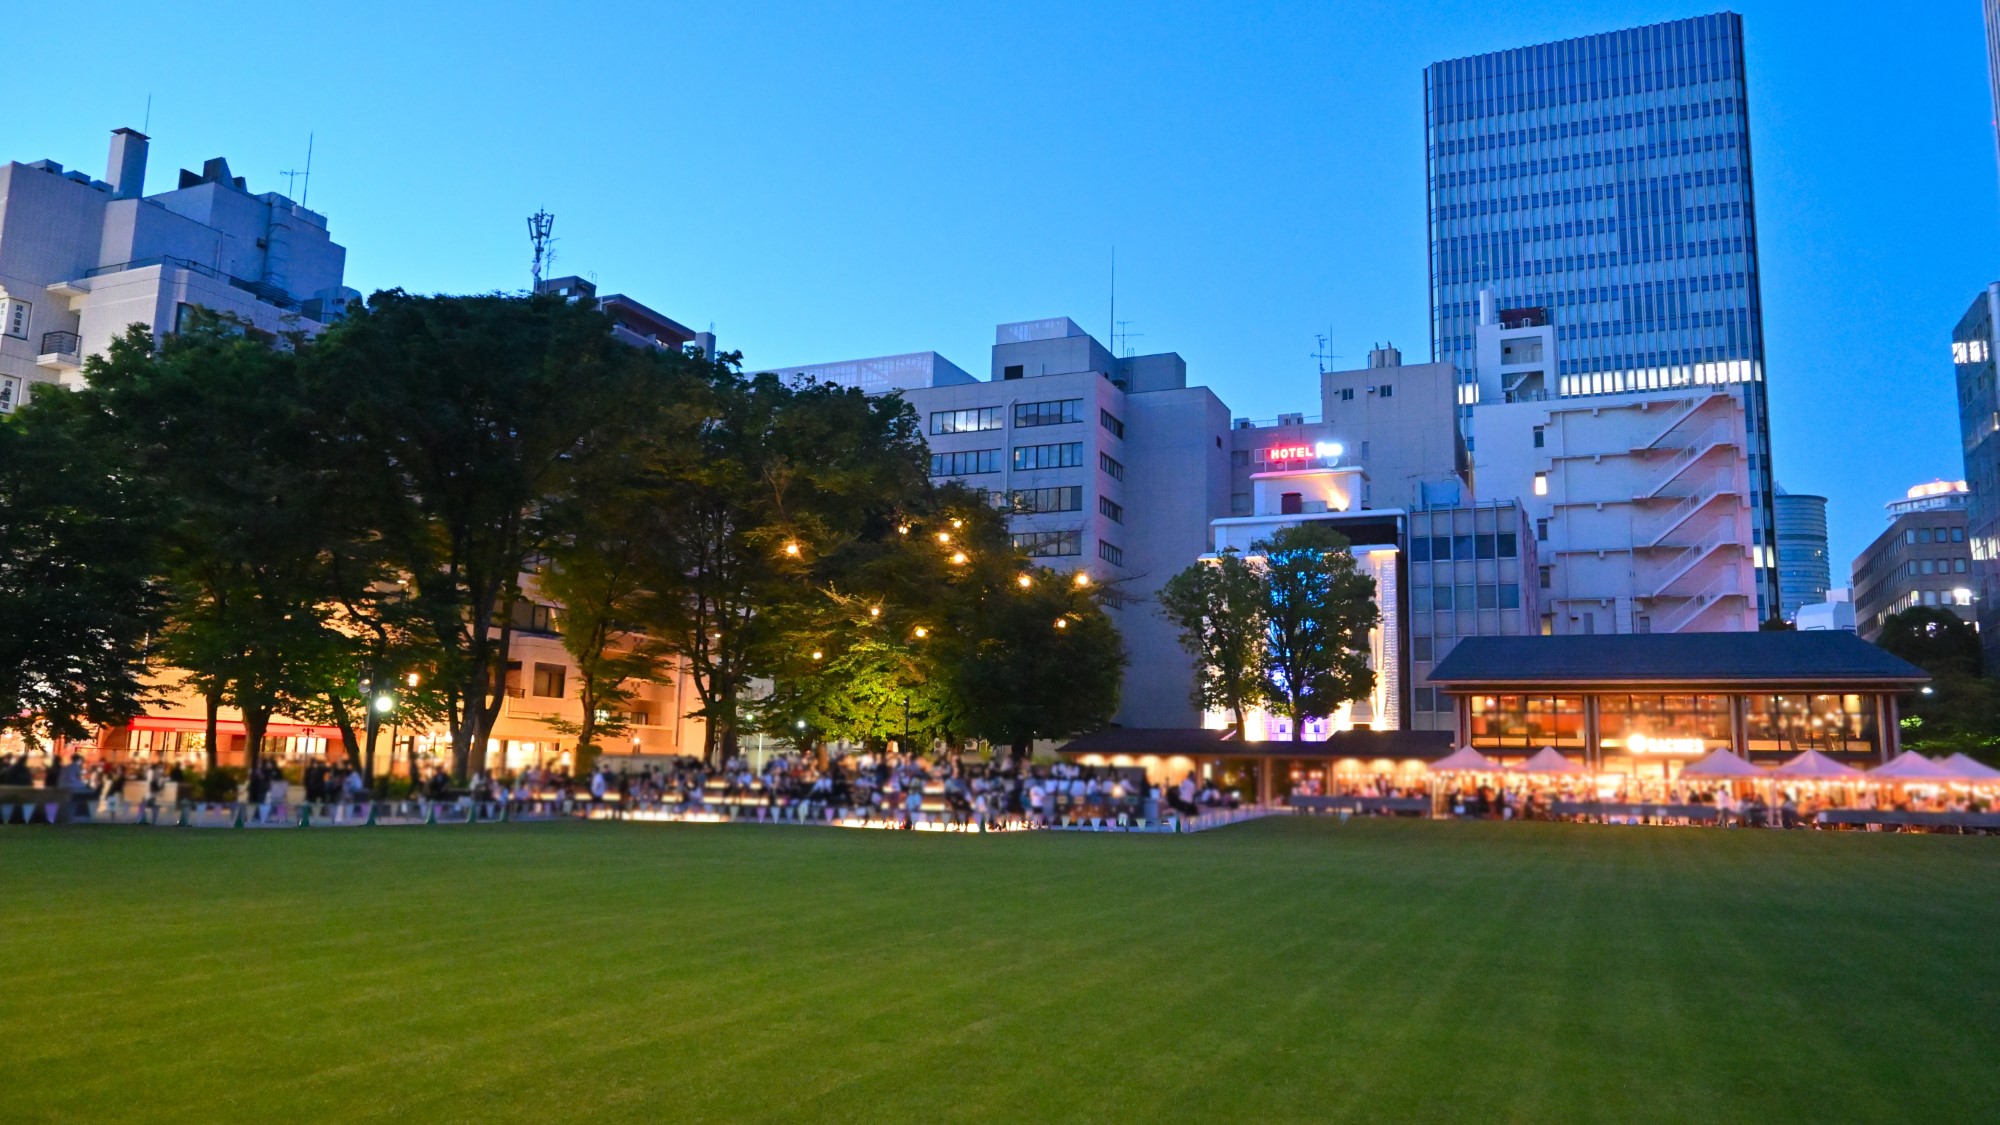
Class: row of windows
1099,409,1125,438
1436,272,1751,346
1098,540,1123,566
1908,526,1967,545
1410,533,1519,562
1012,486,1080,514
1015,442,1082,470
1433,130,1745,199
1433,97,1740,162
1098,495,1123,523
1413,584,1522,612
931,449,1002,476
1907,558,1970,576
1099,452,1124,481
1015,398,1081,427
931,407,1003,435
1014,530,1081,557
1436,236,1749,289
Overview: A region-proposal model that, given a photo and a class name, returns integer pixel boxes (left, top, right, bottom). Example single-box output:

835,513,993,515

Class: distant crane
528,210,556,289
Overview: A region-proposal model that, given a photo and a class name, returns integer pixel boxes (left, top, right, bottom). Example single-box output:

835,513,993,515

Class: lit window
1533,472,1548,496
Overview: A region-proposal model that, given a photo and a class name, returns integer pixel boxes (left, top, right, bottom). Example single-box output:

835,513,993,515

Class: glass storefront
1597,693,1733,753
1742,693,1876,756
1467,694,1586,749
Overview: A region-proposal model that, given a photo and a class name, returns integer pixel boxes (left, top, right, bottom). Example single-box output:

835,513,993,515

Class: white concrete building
0,127,356,412
1465,291,1759,635
774,317,1232,730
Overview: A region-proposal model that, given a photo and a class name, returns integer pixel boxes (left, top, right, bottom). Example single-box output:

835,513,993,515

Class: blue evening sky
11,1,1993,569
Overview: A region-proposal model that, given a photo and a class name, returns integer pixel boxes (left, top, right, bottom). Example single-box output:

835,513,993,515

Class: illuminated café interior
1426,632,1929,774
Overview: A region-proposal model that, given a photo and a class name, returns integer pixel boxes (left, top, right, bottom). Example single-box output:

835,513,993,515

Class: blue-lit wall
1424,12,1779,615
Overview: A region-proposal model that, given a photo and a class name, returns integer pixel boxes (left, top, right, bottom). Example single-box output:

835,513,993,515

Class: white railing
1645,529,1736,598
1635,426,1736,499
1633,389,1729,452
1641,471,1733,547
1652,573,1745,633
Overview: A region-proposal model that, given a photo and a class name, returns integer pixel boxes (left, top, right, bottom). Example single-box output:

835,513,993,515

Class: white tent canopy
1768,748,1867,781
1941,753,2000,783
1428,746,1503,772
1679,748,1767,779
1870,752,1959,783
1512,746,1589,775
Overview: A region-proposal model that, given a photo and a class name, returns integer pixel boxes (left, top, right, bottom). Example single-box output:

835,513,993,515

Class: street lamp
1072,571,1091,588
950,551,968,565
1016,574,1032,589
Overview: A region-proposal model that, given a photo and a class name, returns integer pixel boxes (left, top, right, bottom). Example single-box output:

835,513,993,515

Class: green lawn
2,817,1995,1123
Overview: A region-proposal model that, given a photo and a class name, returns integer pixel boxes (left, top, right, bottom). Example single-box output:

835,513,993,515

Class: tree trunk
330,695,361,766
243,709,271,775
202,685,223,772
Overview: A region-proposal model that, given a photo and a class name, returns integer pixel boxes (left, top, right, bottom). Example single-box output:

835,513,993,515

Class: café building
1426,632,1928,773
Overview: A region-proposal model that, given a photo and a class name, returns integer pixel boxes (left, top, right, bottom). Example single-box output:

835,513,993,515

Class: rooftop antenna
280,133,314,205
143,94,152,134
1116,320,1143,359
1312,327,1342,375
1108,246,1116,356
528,209,556,289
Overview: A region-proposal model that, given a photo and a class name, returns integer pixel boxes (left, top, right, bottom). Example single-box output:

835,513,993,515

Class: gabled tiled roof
1428,632,1929,688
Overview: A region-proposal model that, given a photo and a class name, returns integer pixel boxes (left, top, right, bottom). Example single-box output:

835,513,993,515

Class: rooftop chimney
107,127,148,200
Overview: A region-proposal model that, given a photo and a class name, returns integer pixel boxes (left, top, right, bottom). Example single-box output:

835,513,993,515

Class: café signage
1625,734,1706,756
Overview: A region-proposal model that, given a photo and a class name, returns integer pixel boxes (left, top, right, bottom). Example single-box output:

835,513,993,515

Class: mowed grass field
2,818,1996,1124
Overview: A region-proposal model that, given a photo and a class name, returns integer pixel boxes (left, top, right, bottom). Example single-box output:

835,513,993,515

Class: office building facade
1851,481,1975,640
777,317,1233,731
1425,13,1780,623
1953,284,2000,665
0,128,357,414
1772,488,1830,621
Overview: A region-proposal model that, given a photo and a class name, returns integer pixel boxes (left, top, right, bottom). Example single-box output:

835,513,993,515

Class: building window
1230,492,1250,514
1099,452,1125,480
931,449,1002,476
1098,540,1124,566
1533,471,1548,496
1532,426,1544,448
1230,449,1250,468
1498,533,1517,559
1953,527,1966,542
1466,694,1585,748
531,663,567,699
1413,687,1434,713
1099,408,1125,438
511,601,559,634
931,407,1002,434
1538,565,1552,589
1378,384,1393,398
1010,486,1082,513
0,298,29,339
1956,558,1969,573
1535,518,1549,541
1013,442,1082,471
1339,387,1355,401
1098,495,1123,522
1412,636,1433,661
1918,528,1934,544
1921,560,1935,575
1015,399,1081,427
1002,364,1024,380
1013,530,1082,557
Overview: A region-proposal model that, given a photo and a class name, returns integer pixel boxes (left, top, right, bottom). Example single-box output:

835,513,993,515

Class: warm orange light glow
1054,618,1068,629
913,626,929,638
783,541,801,556
868,606,881,618
1016,574,1033,588
898,524,910,535
936,531,951,544
951,551,968,565
950,518,963,529
811,650,823,661
1072,571,1091,587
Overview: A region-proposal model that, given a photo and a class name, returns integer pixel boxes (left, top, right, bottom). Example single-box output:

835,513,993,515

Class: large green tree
949,564,1126,763
1254,523,1378,742
1158,548,1267,736
81,316,369,770
1876,606,1997,761
313,291,669,778
644,371,932,763
0,392,162,742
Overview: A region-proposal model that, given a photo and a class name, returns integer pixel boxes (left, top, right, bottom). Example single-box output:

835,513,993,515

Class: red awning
127,716,336,740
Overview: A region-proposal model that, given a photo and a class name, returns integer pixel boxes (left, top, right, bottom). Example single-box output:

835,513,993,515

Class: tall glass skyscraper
1424,12,1779,614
